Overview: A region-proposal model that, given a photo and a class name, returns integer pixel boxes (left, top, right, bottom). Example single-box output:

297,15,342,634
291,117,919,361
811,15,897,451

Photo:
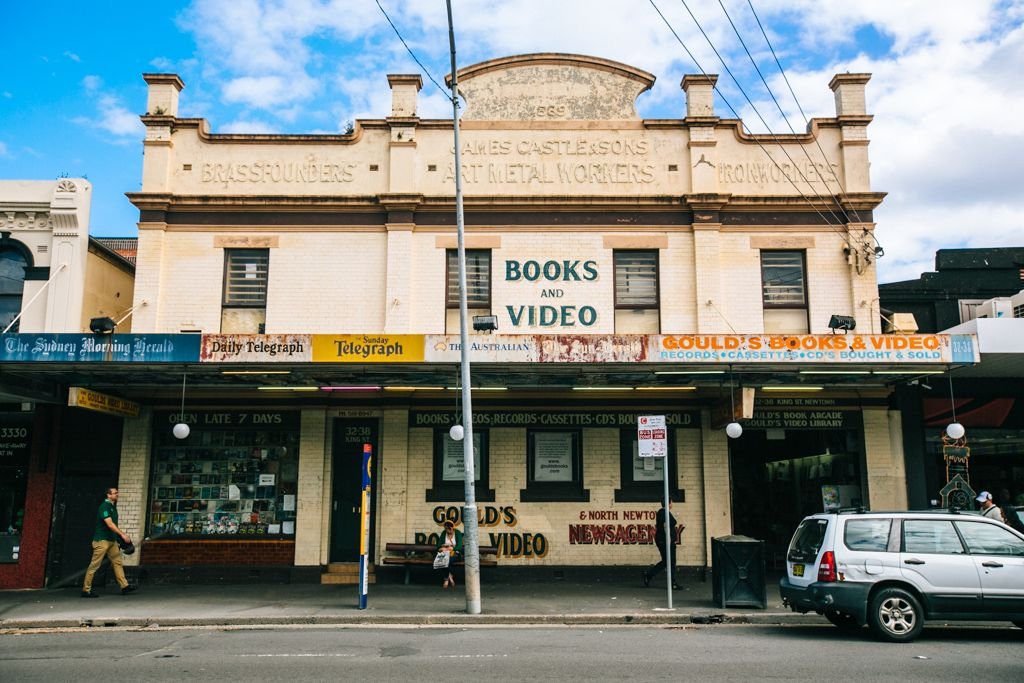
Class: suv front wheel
868,587,924,642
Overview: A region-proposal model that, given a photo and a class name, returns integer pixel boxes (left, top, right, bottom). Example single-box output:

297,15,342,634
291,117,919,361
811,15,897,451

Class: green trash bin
711,535,766,609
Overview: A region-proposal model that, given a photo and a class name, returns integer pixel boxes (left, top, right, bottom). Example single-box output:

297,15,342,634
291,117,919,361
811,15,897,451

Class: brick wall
141,539,295,565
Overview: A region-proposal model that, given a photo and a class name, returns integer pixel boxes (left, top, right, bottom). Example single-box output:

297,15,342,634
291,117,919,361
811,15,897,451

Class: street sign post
638,415,672,610
358,443,372,609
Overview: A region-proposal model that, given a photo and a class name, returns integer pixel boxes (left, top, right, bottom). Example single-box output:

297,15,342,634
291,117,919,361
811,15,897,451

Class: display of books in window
146,411,301,538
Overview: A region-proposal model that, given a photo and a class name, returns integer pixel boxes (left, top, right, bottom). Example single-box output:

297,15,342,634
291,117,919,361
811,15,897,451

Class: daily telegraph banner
201,334,311,362
649,334,979,364
0,334,200,362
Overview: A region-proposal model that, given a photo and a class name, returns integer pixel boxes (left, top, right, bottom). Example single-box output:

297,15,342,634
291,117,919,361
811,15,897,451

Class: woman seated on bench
436,519,463,589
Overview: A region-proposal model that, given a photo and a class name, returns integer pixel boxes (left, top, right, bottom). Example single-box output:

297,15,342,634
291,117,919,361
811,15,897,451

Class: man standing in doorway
81,487,136,597
642,500,682,590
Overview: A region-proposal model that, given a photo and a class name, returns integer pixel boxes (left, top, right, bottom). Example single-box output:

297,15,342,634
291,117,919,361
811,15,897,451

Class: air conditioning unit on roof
974,297,1014,320
1010,291,1024,318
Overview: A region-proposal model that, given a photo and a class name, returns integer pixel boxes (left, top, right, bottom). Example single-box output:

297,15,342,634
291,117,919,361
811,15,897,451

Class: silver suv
779,509,1024,642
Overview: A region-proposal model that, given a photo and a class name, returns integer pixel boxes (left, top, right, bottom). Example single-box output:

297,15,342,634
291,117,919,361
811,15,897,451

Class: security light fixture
827,314,857,333
472,314,498,332
89,316,116,335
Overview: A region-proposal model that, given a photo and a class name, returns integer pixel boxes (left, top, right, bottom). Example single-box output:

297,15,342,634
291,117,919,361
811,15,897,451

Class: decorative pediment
452,53,654,122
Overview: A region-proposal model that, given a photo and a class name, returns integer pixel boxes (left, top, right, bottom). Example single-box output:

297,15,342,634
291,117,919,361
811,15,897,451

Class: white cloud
222,74,318,108
83,75,102,92
64,51,81,62
0,141,9,158
220,118,280,134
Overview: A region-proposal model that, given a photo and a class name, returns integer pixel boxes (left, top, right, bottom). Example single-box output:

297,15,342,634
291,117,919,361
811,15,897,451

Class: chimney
142,74,184,117
829,73,871,117
388,74,423,118
682,74,718,118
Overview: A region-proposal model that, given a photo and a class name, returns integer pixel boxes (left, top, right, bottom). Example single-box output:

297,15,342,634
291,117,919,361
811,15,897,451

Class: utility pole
446,0,481,615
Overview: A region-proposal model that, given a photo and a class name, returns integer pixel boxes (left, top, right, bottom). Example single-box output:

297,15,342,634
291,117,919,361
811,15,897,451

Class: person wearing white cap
976,491,1003,520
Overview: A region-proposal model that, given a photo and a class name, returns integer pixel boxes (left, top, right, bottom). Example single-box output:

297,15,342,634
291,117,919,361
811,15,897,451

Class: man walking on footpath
642,500,682,590
81,487,136,597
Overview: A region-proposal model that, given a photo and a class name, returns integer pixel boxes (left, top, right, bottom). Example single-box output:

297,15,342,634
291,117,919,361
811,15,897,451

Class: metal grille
614,251,658,307
446,250,490,307
761,251,806,306
223,249,269,306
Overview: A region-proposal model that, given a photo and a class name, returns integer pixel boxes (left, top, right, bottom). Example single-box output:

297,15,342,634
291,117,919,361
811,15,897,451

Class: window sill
519,487,590,503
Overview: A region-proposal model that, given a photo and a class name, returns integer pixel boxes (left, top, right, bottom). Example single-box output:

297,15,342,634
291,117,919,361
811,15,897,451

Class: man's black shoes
81,591,99,598
641,571,650,588
121,585,138,595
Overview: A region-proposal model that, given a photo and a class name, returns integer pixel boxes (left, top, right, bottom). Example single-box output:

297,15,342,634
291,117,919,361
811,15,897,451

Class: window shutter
615,251,658,307
224,250,269,306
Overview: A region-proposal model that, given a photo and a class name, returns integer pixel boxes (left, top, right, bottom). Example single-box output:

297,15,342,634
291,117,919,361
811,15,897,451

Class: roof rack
832,507,980,516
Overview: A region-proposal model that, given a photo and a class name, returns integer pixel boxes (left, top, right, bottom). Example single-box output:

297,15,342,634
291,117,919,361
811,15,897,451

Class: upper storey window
446,249,491,334
761,250,808,334
221,249,268,333
614,250,660,333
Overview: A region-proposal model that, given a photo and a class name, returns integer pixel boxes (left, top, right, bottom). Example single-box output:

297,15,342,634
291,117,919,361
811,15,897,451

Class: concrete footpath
0,575,822,631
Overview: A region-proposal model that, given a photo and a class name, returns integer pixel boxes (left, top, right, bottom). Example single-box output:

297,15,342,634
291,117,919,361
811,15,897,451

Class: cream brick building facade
105,54,936,583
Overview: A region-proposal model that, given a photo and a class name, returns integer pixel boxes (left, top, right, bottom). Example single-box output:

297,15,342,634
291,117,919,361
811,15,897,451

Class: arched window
0,245,29,333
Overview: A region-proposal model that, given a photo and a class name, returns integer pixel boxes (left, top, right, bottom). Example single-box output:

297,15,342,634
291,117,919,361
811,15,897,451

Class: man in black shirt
643,501,682,589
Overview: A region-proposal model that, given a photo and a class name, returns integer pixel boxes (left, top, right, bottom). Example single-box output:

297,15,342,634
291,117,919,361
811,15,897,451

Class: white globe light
725,422,743,439
172,423,191,440
945,422,965,440
449,424,465,441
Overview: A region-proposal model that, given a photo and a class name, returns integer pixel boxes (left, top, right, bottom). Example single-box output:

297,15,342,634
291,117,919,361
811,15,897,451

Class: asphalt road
1,623,1022,681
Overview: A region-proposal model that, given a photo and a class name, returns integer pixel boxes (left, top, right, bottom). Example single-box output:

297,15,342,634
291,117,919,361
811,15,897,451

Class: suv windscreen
844,518,891,552
788,518,828,562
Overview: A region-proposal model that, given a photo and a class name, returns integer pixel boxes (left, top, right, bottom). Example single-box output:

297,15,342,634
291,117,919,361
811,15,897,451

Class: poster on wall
533,432,574,482
442,433,482,482
631,441,664,481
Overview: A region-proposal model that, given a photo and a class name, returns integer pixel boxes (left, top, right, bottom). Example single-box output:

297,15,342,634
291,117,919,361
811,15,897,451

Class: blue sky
2,1,1023,283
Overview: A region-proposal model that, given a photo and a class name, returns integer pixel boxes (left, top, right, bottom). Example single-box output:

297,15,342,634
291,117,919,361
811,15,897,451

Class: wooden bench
382,542,498,585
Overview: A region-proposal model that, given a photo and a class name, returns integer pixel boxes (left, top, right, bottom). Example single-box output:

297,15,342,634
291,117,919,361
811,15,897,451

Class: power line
647,0,852,247
374,0,449,97
677,0,852,235
742,0,877,250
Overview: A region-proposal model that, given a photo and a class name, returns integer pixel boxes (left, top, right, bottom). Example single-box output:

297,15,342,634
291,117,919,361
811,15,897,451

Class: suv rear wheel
868,587,923,642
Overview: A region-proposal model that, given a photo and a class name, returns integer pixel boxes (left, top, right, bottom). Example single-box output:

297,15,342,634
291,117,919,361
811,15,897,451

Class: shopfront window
427,428,494,502
521,430,589,502
615,428,682,502
148,411,300,538
0,412,31,563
